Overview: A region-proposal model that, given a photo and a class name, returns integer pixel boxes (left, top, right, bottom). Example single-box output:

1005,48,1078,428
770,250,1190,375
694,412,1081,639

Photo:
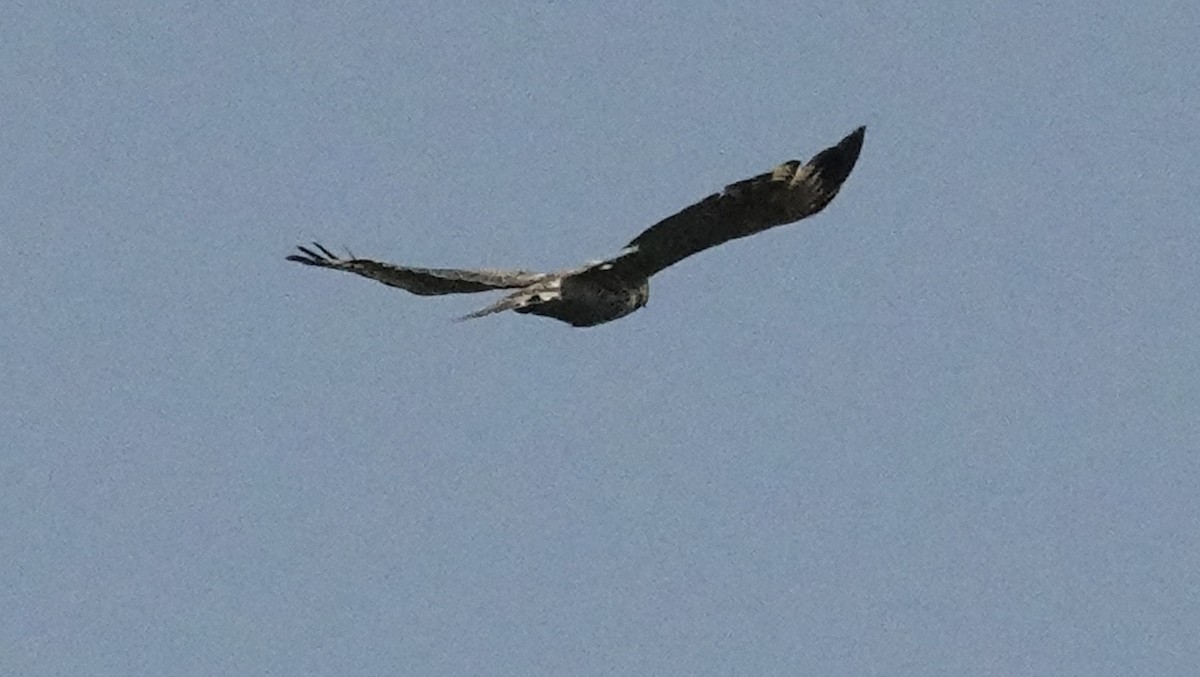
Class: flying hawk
288,126,865,327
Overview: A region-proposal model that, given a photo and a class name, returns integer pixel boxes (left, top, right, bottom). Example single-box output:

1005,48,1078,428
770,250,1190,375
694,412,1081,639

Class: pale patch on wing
600,126,865,278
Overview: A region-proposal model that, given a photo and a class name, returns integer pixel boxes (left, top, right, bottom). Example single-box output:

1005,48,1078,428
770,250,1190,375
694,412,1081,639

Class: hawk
288,126,865,327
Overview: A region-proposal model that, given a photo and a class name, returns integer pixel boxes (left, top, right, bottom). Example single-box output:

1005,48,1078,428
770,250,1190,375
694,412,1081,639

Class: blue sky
3,1,1198,675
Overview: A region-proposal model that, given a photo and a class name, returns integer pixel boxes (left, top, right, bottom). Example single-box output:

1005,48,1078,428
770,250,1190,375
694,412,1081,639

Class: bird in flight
288,126,865,327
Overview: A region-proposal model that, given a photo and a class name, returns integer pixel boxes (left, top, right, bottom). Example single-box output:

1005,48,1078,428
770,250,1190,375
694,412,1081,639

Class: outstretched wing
286,243,547,296
608,126,865,278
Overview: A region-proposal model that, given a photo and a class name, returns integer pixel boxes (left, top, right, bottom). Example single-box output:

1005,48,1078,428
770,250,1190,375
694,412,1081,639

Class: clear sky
3,1,1198,675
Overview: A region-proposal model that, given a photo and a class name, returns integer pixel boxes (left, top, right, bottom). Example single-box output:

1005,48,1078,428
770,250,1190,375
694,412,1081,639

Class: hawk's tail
454,286,558,323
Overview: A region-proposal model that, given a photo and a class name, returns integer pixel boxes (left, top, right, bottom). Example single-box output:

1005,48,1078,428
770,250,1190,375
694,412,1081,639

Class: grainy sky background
4,1,1199,675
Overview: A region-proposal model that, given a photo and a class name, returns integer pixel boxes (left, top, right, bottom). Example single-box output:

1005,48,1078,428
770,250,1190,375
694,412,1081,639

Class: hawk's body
288,126,865,327
466,266,651,327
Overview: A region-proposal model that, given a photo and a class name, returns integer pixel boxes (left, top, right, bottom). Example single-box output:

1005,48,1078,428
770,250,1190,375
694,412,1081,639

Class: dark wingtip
837,125,866,160
807,125,866,188
286,243,335,267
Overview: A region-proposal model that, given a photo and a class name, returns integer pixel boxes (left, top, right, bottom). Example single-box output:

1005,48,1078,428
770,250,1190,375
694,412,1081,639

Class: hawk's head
633,280,650,310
